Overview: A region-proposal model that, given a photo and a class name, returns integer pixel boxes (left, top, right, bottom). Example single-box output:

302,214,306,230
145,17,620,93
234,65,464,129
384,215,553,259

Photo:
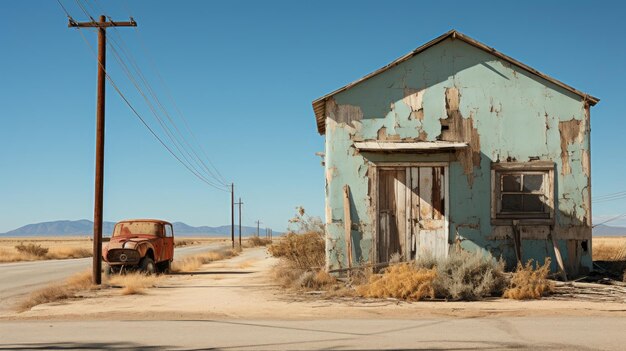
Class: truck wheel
139,257,156,275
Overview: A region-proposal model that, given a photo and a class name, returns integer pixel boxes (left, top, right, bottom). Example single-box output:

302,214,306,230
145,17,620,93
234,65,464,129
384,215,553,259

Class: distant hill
593,224,626,236
1,220,278,237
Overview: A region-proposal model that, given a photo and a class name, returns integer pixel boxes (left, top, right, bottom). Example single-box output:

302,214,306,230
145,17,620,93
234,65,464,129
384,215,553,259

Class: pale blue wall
323,38,592,274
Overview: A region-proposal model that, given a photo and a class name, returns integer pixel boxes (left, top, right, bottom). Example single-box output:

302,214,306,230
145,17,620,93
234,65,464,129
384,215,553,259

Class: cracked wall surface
323,38,592,274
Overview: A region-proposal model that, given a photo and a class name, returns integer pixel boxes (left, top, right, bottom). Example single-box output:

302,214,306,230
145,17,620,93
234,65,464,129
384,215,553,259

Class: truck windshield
113,222,162,237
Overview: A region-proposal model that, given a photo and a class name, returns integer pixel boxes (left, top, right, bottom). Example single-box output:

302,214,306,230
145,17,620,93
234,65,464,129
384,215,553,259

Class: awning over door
354,141,468,151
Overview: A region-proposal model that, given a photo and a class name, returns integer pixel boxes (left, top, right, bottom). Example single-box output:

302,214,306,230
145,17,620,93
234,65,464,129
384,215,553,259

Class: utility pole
234,198,243,247
256,220,261,237
69,15,137,285
231,183,235,249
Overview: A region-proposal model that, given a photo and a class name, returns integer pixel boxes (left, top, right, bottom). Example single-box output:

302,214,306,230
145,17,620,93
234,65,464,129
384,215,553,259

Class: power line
66,12,229,192
66,0,230,192
87,0,229,187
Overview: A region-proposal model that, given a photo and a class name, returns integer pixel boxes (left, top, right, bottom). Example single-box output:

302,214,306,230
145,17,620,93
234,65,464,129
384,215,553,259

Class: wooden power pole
69,15,137,285
256,220,260,237
234,198,243,247
231,183,235,249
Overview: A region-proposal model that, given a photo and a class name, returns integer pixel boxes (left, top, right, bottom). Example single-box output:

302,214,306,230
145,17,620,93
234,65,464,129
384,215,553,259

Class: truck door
163,224,174,261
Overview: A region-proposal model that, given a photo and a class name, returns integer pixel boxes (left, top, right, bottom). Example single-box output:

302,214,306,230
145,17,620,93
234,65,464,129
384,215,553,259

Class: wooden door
377,169,408,264
408,166,448,260
377,165,448,264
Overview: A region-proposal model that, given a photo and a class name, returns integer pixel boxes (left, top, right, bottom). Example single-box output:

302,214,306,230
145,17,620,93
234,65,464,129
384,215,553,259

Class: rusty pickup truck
103,219,174,274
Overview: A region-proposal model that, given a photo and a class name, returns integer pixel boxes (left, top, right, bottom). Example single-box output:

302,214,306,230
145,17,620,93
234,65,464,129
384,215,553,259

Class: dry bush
503,258,554,300
417,249,507,301
271,263,337,291
356,263,436,301
19,271,93,311
171,248,240,272
245,236,272,248
15,243,48,257
46,247,92,259
107,273,161,295
268,232,325,270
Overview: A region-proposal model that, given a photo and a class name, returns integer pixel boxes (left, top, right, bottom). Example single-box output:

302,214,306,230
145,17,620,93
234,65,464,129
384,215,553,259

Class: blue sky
0,0,625,233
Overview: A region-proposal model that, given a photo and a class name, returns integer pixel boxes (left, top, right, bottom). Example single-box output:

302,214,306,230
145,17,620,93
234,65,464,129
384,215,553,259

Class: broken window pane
502,175,521,192
501,194,523,212
523,194,544,212
523,174,543,192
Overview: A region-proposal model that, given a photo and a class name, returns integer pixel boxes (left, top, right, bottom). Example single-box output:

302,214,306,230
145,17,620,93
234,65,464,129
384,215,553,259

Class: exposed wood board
343,185,352,269
354,141,468,151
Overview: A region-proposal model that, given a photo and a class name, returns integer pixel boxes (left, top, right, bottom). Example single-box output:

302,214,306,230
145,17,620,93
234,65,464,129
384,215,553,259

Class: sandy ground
3,247,626,321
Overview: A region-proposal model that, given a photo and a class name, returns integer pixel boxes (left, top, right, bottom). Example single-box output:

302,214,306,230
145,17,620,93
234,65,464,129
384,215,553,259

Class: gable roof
312,29,599,135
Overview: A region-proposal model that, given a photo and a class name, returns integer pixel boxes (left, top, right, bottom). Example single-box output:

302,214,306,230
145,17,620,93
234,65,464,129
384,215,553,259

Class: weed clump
170,248,240,272
15,243,48,257
503,258,554,300
356,263,436,301
268,232,325,270
107,272,161,295
246,236,272,247
416,249,507,301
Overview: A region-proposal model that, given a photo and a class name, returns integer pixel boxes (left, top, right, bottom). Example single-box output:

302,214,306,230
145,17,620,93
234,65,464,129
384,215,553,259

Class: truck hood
107,237,152,250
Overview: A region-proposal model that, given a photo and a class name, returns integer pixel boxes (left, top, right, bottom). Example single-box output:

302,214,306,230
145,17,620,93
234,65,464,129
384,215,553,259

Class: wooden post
343,185,352,268
69,15,137,285
551,232,568,281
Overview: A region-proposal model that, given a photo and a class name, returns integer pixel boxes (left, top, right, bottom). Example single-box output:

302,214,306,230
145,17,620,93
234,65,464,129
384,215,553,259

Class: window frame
491,161,555,225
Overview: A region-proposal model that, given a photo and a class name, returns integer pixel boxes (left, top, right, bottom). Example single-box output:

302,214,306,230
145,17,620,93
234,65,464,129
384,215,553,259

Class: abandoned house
312,30,598,277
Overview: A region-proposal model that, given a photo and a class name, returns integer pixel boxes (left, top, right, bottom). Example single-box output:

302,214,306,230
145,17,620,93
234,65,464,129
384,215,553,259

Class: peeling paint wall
323,37,592,273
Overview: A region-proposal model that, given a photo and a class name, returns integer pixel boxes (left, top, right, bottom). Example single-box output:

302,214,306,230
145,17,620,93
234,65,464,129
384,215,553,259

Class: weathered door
377,165,448,264
408,166,448,260
377,169,408,264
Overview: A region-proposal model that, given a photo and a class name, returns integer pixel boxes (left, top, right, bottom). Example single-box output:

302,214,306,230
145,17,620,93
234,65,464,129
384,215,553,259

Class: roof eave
312,29,599,135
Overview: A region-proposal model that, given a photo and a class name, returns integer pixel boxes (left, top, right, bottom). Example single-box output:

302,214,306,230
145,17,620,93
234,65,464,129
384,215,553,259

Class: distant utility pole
234,198,243,247
68,15,137,285
256,220,261,237
231,183,235,249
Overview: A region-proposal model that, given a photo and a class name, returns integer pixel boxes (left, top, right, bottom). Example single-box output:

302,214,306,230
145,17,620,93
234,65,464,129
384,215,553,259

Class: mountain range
2,220,624,237
0,220,278,237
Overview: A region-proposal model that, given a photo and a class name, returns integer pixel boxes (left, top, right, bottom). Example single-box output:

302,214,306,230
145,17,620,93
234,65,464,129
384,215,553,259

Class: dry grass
356,263,436,301
503,258,554,300
244,236,272,248
268,232,325,270
171,247,240,272
0,238,93,263
174,239,199,248
593,237,626,261
19,271,94,311
106,273,161,295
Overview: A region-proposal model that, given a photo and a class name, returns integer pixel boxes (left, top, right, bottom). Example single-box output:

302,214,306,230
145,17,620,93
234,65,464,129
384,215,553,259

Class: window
492,162,554,222
165,224,173,238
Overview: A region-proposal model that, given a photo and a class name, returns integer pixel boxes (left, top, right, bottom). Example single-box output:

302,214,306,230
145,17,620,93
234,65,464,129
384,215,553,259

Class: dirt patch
5,248,626,321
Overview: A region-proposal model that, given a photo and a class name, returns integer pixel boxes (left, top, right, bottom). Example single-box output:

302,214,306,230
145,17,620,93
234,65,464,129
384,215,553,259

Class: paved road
1,317,625,350
0,243,228,311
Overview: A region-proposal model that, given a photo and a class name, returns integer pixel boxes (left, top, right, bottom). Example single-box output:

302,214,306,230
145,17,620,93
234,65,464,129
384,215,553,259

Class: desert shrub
246,236,272,247
15,243,49,257
268,231,325,270
107,272,161,295
287,206,324,234
356,263,436,301
46,247,92,259
417,249,507,301
503,258,554,300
